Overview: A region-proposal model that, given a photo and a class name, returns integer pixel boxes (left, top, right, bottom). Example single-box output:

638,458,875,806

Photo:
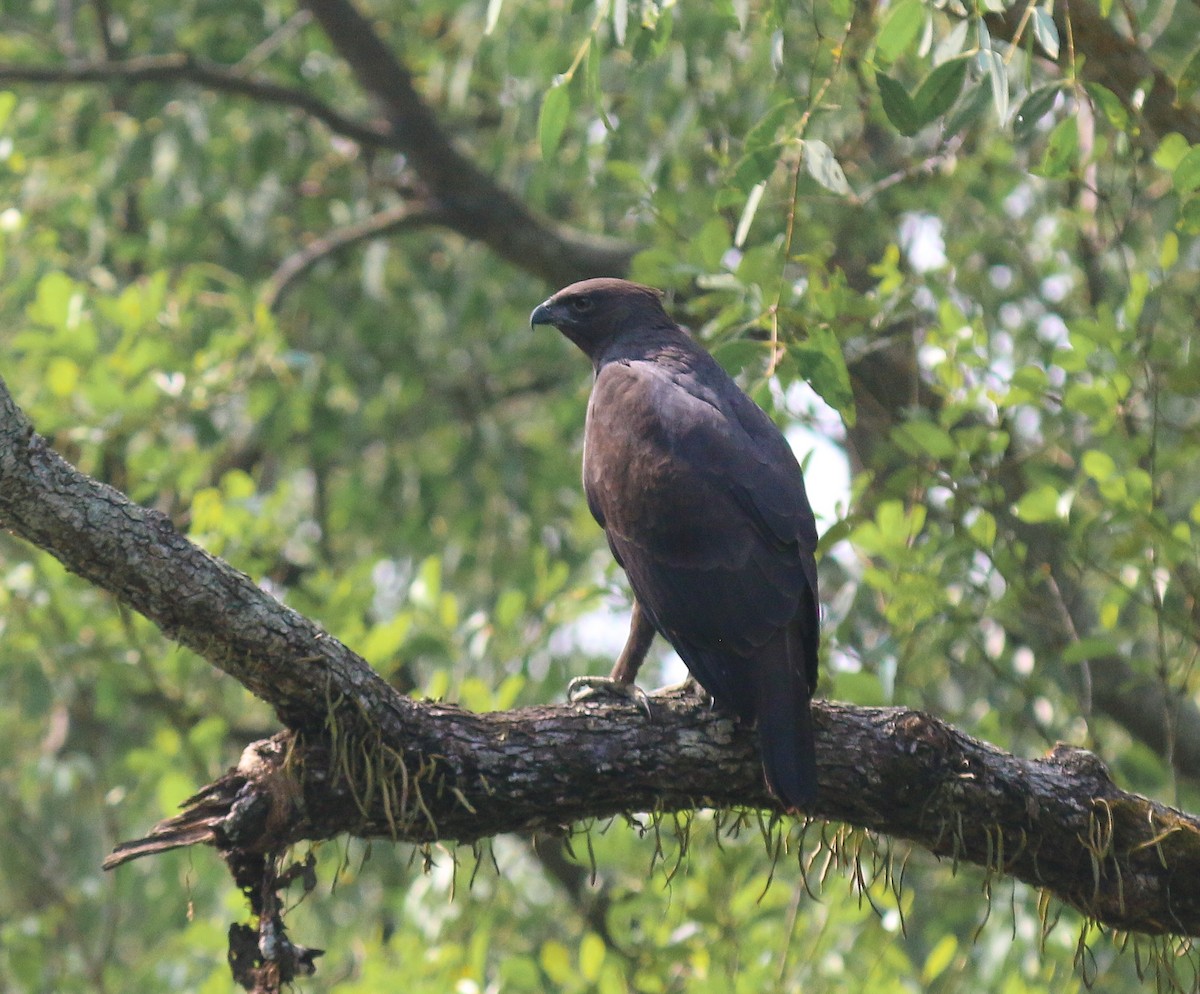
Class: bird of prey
531,278,820,810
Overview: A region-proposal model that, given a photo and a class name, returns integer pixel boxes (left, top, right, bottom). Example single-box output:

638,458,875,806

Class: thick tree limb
2,376,1199,938
299,0,634,285
103,698,1200,939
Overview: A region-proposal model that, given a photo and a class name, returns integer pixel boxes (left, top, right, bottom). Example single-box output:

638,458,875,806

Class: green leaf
965,509,997,548
1014,85,1059,141
1064,381,1119,422
744,99,796,153
1062,636,1119,665
411,555,442,608
922,935,959,984
629,246,681,286
1179,46,1200,104
1153,132,1189,171
694,217,731,270
944,75,993,134
360,615,414,666
1013,483,1067,523
728,99,794,194
712,0,744,30
156,769,195,816
649,8,674,55
483,0,504,34
540,941,573,984
29,271,80,331
835,670,888,707
46,356,80,398
0,91,16,133
1035,116,1079,179
1179,196,1200,234
605,159,648,188
712,338,767,377
730,145,784,195
877,72,922,136
913,56,968,122
1173,145,1200,196
893,420,956,459
1031,8,1059,59
978,49,1009,123
1085,83,1128,131
579,933,606,980
802,138,851,195
1081,449,1116,482
1160,231,1180,269
788,326,856,426
538,82,571,161
876,0,924,61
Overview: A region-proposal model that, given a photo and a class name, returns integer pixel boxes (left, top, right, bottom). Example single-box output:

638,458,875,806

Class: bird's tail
753,625,818,810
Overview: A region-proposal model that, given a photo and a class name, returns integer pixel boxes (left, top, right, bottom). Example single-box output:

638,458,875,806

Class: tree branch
0,373,398,734
2,378,1199,939
0,53,394,149
987,0,1200,145
262,201,452,310
299,0,637,286
0,34,636,288
102,699,1200,939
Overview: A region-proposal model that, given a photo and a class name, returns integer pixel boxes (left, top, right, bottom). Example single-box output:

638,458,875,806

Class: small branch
235,10,314,74
263,201,451,310
0,53,394,149
852,136,965,204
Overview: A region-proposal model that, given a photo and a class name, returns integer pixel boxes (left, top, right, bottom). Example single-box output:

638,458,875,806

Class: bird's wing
584,355,818,702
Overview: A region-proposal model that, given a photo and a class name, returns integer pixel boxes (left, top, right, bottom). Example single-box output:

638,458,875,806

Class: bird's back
583,331,818,709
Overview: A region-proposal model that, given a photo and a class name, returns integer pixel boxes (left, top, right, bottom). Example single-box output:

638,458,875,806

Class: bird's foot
651,675,710,702
567,676,653,719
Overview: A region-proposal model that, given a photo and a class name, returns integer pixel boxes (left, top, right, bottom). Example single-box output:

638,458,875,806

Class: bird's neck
591,324,692,372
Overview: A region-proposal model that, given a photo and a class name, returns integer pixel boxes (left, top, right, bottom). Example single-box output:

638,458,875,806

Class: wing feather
584,351,818,698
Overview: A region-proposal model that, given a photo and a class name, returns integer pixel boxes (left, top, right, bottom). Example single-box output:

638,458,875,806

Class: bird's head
531,278,671,362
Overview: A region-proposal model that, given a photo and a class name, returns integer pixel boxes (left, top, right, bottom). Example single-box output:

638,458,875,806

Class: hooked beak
529,300,555,329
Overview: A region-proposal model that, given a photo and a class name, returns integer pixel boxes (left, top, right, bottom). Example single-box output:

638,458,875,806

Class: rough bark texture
2,375,1199,940
105,697,1200,939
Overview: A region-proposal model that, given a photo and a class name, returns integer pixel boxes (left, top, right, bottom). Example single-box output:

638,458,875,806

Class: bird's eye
568,296,593,313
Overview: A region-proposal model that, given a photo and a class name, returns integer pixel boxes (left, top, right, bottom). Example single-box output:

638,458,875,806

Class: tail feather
752,625,818,810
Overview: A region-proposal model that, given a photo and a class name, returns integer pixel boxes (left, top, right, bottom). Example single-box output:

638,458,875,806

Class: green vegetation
1,0,1199,989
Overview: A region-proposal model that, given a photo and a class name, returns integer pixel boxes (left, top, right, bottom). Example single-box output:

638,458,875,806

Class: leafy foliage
1,0,1199,989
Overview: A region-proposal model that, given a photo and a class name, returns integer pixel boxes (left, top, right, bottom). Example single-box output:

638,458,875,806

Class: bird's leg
568,600,656,717
609,598,656,683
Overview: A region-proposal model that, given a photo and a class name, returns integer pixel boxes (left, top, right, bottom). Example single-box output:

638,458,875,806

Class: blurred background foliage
1,0,1199,989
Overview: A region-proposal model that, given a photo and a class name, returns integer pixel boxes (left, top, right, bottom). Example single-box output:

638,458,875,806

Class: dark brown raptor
532,278,820,809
